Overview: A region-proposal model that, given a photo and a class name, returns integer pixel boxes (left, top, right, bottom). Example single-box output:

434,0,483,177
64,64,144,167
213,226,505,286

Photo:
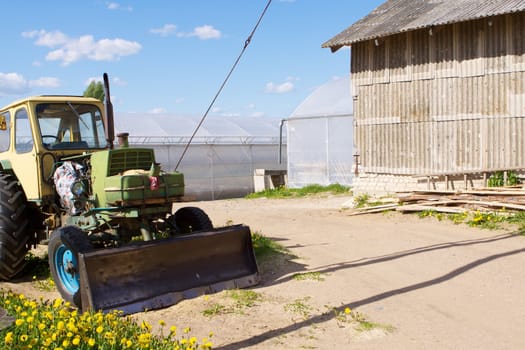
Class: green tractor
0,73,258,314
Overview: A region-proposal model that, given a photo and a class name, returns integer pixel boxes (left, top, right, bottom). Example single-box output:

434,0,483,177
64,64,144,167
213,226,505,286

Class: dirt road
3,194,525,349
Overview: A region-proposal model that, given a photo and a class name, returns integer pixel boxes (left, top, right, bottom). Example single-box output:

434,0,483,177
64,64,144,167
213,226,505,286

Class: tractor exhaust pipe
103,73,115,149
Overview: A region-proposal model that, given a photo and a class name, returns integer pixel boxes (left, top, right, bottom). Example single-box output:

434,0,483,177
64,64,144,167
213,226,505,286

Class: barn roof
322,0,525,52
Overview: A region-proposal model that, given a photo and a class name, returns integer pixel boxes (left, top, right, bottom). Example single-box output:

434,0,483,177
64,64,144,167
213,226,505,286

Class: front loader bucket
78,225,258,314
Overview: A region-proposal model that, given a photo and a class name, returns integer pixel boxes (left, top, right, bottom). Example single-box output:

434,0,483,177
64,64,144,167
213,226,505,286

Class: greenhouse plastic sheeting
286,76,354,188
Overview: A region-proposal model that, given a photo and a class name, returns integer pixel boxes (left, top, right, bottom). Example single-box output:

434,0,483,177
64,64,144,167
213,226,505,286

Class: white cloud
112,76,127,86
29,77,60,88
0,73,27,94
265,81,294,94
85,75,126,87
149,107,166,114
0,72,60,95
251,111,265,117
151,24,221,40
150,24,177,37
85,77,102,85
177,25,222,40
190,25,221,40
107,2,133,11
23,29,141,66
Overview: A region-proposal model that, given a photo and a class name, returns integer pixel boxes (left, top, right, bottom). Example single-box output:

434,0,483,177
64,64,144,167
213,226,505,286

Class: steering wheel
42,135,59,143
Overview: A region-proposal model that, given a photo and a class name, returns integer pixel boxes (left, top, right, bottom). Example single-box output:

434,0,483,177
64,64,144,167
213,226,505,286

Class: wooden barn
322,0,525,194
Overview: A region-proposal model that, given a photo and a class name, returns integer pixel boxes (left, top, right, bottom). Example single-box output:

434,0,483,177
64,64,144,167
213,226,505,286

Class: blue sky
0,0,383,119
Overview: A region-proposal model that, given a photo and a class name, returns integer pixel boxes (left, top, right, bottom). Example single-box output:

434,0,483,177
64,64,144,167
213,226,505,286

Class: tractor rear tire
0,173,31,280
48,226,93,308
173,206,213,234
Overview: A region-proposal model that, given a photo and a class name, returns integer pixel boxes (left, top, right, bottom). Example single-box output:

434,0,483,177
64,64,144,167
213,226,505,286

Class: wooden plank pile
350,186,525,215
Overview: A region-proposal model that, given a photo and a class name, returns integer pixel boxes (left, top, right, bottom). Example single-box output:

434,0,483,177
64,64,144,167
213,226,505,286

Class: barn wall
351,12,525,177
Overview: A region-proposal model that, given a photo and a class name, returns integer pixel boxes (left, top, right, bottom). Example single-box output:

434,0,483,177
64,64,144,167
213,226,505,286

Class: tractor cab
36,101,108,151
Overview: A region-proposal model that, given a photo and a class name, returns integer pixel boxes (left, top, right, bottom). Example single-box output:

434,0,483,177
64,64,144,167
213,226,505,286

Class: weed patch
292,272,325,281
0,291,212,349
246,184,350,199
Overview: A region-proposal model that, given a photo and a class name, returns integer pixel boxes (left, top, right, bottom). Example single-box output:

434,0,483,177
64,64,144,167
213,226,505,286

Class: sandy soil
3,194,525,349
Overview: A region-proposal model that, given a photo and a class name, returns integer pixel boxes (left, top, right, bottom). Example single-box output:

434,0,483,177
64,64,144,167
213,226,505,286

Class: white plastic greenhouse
286,76,355,188
114,113,286,200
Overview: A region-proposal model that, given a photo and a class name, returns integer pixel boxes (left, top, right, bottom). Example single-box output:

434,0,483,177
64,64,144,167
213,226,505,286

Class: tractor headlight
71,181,86,197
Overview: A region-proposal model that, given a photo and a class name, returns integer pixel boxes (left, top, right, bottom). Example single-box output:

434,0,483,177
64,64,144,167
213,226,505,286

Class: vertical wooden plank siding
352,12,525,175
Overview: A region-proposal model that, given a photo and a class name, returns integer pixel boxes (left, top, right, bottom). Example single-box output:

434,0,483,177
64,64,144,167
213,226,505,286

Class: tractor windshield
37,102,108,150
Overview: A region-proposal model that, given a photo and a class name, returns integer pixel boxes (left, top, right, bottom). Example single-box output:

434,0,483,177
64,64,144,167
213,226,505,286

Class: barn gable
323,0,525,194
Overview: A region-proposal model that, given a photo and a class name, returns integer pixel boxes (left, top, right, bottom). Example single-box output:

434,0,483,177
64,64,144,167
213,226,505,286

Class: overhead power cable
174,0,273,171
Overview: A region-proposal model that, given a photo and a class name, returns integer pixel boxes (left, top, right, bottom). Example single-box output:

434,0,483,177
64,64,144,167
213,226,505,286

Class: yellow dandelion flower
96,325,104,334
4,300,10,305
62,339,71,347
138,333,152,345
53,298,63,308
344,307,351,315
73,337,81,346
170,325,177,334
4,332,14,344
57,321,65,330
141,321,152,331
20,334,29,342
15,318,25,326
184,327,191,334
88,338,96,347
159,319,166,326
202,340,214,349
68,325,77,333
18,293,26,300
26,316,34,323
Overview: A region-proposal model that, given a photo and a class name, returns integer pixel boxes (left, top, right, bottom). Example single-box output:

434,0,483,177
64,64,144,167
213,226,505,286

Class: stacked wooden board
350,187,525,215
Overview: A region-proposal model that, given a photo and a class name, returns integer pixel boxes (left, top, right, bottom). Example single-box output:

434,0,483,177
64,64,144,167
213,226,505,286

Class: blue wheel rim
54,244,80,295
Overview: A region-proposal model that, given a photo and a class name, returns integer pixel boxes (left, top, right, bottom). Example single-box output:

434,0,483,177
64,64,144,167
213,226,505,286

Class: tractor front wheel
48,226,92,308
171,207,213,234
0,173,31,280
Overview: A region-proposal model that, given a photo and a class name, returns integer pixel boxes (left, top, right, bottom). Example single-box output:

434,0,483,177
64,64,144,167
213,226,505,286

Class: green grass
292,272,325,281
201,290,262,317
284,297,313,320
227,289,262,308
418,208,525,233
245,184,350,199
327,306,395,333
251,230,295,262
